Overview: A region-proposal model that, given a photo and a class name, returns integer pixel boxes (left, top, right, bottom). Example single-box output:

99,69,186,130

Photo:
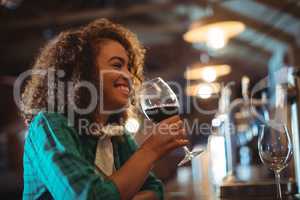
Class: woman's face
95,39,132,112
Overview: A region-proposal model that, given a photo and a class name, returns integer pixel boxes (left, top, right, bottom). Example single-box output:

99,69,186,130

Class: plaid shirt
23,112,164,200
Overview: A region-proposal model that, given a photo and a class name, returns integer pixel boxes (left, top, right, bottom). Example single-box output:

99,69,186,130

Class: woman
21,18,188,200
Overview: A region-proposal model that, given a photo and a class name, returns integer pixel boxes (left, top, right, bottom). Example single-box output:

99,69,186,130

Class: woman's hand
140,115,189,162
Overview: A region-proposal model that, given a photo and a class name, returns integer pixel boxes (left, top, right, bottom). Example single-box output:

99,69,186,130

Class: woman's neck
96,113,109,126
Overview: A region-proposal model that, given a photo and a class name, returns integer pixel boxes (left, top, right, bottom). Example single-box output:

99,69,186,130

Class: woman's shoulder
29,111,69,129
27,111,77,139
25,111,83,151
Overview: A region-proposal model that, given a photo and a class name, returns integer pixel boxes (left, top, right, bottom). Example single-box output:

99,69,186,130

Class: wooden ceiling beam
194,0,297,47
255,0,300,19
119,22,272,62
0,3,174,31
230,38,272,60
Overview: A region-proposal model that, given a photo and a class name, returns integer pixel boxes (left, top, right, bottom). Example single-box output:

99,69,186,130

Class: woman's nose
122,66,133,81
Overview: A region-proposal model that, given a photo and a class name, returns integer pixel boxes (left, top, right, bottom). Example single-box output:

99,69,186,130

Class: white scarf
91,125,124,176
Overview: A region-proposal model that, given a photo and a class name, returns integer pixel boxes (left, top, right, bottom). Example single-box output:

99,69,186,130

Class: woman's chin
103,93,130,111
113,98,130,110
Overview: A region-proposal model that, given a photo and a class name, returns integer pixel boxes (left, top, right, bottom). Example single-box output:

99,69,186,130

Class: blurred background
1,0,300,199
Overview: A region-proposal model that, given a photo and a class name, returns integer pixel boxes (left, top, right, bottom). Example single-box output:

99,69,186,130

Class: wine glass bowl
139,77,179,122
258,122,293,199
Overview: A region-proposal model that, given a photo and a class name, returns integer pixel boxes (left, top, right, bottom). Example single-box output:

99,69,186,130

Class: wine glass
258,122,293,200
139,77,204,166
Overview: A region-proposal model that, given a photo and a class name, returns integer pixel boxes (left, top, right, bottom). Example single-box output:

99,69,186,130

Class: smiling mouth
114,84,130,96
113,76,131,96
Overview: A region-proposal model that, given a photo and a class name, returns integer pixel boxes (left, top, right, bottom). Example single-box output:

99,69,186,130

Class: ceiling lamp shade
183,21,245,49
185,64,231,81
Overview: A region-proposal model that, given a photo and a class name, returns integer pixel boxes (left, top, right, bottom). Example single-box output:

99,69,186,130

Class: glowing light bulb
202,67,217,82
197,84,213,99
206,27,227,49
125,118,140,133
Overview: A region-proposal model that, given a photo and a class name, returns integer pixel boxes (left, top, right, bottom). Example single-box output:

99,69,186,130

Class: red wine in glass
144,105,179,123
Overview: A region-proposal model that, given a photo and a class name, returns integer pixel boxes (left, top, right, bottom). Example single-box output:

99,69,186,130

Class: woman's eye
112,63,122,68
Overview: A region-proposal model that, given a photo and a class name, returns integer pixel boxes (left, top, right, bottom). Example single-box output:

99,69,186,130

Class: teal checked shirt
23,112,164,200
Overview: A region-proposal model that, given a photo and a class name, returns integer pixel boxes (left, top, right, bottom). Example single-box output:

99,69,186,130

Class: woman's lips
115,84,130,96
113,76,131,97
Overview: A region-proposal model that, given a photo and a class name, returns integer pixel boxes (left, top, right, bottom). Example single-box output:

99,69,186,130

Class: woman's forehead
97,40,129,61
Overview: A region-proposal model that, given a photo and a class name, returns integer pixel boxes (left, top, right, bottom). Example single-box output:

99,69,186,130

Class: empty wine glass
139,77,204,166
258,122,293,200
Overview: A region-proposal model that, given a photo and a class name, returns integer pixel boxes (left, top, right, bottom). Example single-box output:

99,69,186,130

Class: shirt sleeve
122,134,164,200
25,112,121,200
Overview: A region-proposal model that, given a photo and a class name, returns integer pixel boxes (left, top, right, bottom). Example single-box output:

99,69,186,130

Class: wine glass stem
183,146,190,153
275,171,282,200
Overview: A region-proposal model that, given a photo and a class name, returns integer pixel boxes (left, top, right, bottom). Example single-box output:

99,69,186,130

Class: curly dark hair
21,18,145,130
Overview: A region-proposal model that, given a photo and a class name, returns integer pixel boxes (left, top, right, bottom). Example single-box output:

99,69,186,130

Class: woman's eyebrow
108,56,126,64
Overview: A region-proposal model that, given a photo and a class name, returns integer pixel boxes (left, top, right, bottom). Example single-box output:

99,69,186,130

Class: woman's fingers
176,128,187,139
156,116,182,133
161,115,181,124
161,128,187,147
168,120,183,133
163,139,189,153
157,117,187,139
